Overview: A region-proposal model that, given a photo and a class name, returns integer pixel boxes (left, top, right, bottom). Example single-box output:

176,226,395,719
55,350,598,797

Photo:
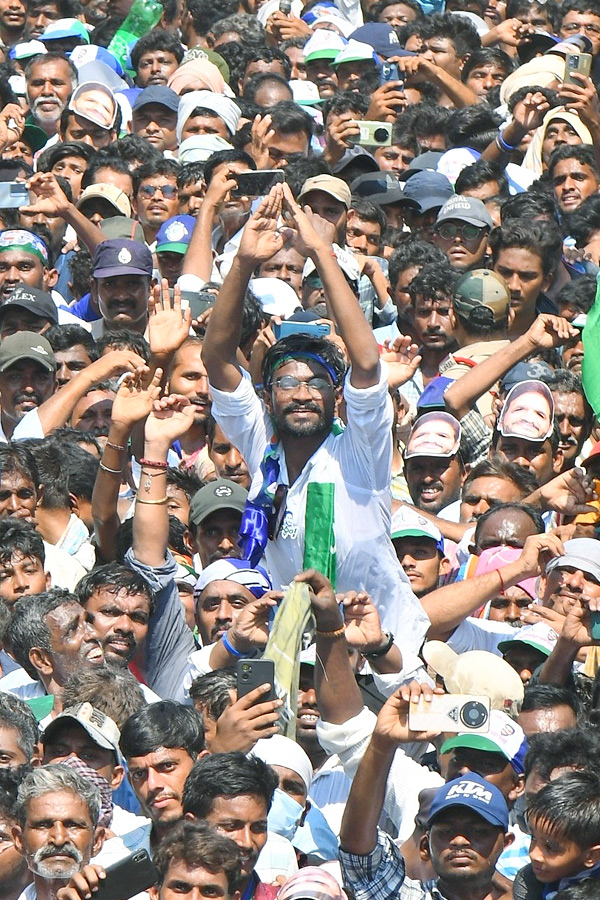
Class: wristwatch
363,631,394,660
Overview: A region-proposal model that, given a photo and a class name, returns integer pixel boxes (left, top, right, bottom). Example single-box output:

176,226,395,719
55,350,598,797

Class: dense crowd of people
0,0,598,898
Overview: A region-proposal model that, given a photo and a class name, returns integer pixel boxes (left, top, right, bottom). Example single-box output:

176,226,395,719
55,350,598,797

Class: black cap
0,284,58,324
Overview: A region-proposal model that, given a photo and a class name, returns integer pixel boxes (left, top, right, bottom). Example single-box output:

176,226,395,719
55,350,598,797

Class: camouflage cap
452,268,510,326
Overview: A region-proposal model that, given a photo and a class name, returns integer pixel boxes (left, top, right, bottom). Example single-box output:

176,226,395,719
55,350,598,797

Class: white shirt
0,408,45,443
210,366,430,656
0,666,160,704
448,617,517,655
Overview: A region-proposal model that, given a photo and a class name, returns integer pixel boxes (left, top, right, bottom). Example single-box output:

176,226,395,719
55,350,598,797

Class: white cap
251,735,313,790
250,278,300,319
178,134,233,162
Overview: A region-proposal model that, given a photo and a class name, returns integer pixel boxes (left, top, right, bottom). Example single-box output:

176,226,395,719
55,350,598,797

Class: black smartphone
185,289,215,320
92,850,159,900
237,658,276,703
232,170,284,197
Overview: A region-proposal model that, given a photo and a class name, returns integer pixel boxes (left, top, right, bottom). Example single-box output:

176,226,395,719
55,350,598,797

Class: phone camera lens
460,701,488,729
373,128,388,143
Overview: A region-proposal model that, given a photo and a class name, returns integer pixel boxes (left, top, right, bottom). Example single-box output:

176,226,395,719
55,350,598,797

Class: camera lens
373,128,389,143
460,701,488,729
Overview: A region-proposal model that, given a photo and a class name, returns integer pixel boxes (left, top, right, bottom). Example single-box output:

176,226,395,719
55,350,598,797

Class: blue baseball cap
133,85,180,114
350,23,412,58
428,774,509,830
401,170,454,212
156,216,195,255
93,239,153,279
417,376,454,411
39,18,90,43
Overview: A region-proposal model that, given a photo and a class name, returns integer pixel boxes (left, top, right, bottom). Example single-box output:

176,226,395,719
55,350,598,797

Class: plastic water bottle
108,0,163,75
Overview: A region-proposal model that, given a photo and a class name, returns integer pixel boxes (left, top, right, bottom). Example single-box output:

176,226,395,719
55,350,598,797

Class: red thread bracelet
140,458,168,469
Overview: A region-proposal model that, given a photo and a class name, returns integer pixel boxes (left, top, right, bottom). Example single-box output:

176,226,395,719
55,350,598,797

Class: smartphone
564,52,592,83
591,610,600,641
380,61,403,87
409,694,491,734
184,289,215,320
92,850,159,900
273,321,331,339
0,181,29,208
232,170,284,197
237,658,276,703
347,121,393,147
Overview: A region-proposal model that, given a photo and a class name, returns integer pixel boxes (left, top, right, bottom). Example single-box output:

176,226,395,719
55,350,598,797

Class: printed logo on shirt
280,511,298,540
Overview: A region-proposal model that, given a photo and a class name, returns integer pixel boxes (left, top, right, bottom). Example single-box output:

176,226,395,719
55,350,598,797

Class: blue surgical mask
267,788,304,841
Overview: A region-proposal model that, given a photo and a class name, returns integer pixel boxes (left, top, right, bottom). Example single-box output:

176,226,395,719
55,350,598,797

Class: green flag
583,275,600,415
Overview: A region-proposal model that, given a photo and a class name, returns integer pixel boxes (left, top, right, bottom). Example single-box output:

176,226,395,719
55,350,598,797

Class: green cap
190,479,248,527
22,123,48,153
0,331,56,373
453,268,510,326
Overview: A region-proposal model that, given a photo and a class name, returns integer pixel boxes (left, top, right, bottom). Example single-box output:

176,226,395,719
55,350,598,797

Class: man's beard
30,95,66,127
273,402,331,439
30,843,84,879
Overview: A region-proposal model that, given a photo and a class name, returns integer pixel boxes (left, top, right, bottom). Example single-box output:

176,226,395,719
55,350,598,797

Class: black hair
183,752,278,818
49,440,99,504
133,157,181,196
282,157,332,199
154,820,242,892
500,191,560,226
0,693,39,761
80,153,134,191
555,882,600,900
189,667,237,721
8,588,79,680
210,12,265,45
45,323,98,359
461,47,514,81
36,141,95,173
0,445,38,492
462,456,538,499
369,0,423,18
542,369,594,432
185,0,239,36
50,427,101,455
25,50,78,86
388,238,447,289
111,134,162,169
120,701,205,760
527,770,600,848
408,262,458,305
525,727,600,780
474,502,544,547
322,90,369,122
419,12,481,57
75,564,155,616
203,150,256,187
166,467,203,503
243,72,292,106
568,194,600,248
96,328,151,363
548,143,600,180
556,274,597,315
178,162,206,189
521,683,580,717
560,0,600,19
262,333,347,389
489,220,559,277
242,46,291,81
0,518,45,567
241,288,265,353
130,28,184,72
349,198,387,234
455,159,510,197
269,100,314,140
446,105,503,153
506,0,559,28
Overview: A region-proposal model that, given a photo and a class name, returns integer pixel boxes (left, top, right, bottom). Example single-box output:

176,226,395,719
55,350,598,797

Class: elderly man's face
13,789,103,880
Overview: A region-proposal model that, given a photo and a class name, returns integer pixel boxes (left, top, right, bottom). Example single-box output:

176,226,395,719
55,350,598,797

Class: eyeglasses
562,21,600,35
139,183,178,199
436,222,487,242
272,375,332,395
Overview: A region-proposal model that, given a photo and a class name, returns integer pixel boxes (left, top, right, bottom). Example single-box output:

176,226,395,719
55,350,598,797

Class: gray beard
30,844,83,880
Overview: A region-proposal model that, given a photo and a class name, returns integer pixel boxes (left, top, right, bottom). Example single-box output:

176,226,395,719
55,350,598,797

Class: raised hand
56,865,106,900
24,172,71,218
558,73,600,127
282,182,335,258
251,113,275,170
211,684,283,752
526,313,579,350
238,184,286,264
148,278,192,360
380,335,422,391
510,532,565,580
511,90,551,134
0,103,25,151
374,681,439,746
111,367,163,431
342,591,385,652
228,593,281,651
295,568,343,631
85,348,148,384
535,467,597,517
144,393,195,447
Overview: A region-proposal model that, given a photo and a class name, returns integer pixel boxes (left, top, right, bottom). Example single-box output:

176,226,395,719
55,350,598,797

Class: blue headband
275,352,340,385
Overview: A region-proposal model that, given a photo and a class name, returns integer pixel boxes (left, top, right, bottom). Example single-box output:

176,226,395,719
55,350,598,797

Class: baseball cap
0,331,56,373
69,81,117,130
9,39,47,60
39,18,90,43
132,85,180,114
195,557,272,598
333,146,380,176
500,360,554,392
350,171,404,205
277,868,345,900
423,642,524,717
498,380,554,441
453,269,510,326
43,702,122,764
332,39,376,66
178,135,233,163
93,239,153,279
440,710,529,777
405,411,461,460
99,217,145,243
391,506,444,553
303,30,346,62
436,195,493,229
399,151,445,182
350,23,406,58
401,170,454,213
250,278,300,319
497,622,559,658
428,774,509,830
21,123,49,153
298,174,351,209
518,30,560,63
77,184,132,218
156,216,195,255
416,375,454,412
189,479,248,527
545,537,600,583
0,285,58,325
70,44,127,78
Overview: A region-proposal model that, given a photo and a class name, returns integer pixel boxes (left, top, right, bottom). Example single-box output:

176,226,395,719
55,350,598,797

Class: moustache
34,843,83,864
283,402,323,416
88,425,110,437
14,392,43,406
